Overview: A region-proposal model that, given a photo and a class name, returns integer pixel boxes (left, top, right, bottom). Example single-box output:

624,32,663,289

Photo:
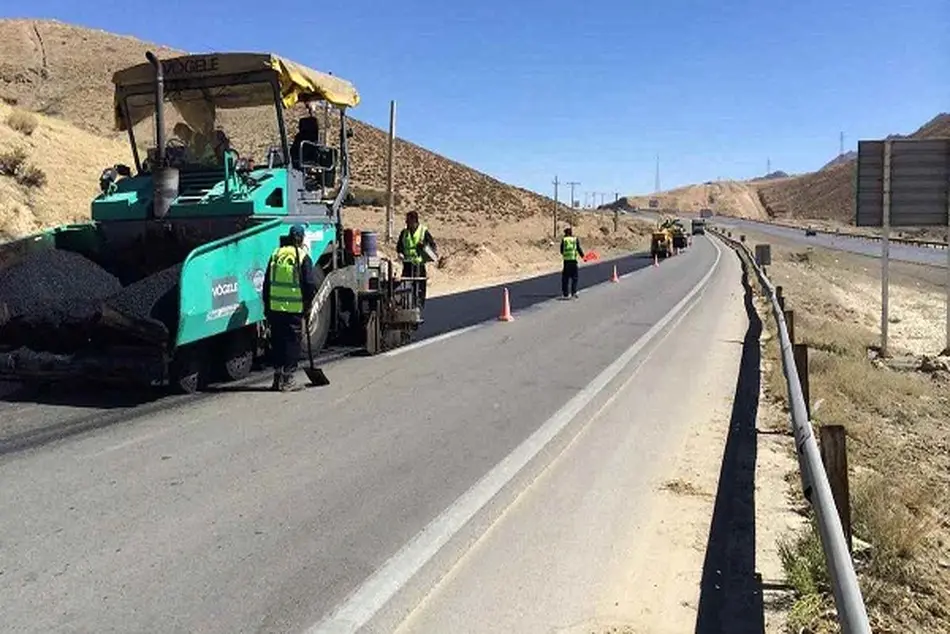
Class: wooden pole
386,100,396,243
820,425,853,553
793,343,810,420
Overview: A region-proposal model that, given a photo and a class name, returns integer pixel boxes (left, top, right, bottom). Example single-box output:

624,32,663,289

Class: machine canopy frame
112,52,360,131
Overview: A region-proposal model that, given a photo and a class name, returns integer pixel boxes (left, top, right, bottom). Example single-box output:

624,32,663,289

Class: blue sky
5,0,949,199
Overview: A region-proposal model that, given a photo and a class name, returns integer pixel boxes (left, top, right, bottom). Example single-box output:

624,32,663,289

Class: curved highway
709,216,948,267
0,237,749,633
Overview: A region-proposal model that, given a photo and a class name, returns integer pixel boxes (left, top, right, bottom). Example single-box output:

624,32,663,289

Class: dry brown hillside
620,180,770,219
0,18,650,290
756,113,950,225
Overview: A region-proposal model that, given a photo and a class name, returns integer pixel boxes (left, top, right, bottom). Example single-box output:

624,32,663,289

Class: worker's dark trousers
561,260,579,297
269,311,303,374
402,262,427,308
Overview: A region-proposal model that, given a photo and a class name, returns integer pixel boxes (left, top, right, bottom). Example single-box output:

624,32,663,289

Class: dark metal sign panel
855,139,950,227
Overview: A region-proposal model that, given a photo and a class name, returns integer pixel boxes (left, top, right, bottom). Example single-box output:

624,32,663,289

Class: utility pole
613,192,620,233
840,131,845,157
566,181,580,210
385,100,396,242
552,175,560,238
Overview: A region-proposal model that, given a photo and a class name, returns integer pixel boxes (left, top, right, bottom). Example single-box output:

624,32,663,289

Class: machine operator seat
290,116,320,169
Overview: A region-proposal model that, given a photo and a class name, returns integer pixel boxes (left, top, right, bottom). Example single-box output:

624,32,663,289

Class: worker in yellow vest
262,224,317,391
560,226,585,299
396,211,437,308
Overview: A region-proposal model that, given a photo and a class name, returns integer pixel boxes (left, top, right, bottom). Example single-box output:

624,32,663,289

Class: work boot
271,371,281,392
279,371,298,392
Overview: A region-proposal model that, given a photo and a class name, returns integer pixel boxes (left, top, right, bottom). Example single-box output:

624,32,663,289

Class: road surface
0,250,656,452
0,236,749,633
709,217,948,267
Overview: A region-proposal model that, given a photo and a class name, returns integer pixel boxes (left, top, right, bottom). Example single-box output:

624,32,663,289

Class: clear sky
5,0,949,200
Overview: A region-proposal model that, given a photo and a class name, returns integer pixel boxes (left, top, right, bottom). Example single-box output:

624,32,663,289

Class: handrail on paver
709,227,872,634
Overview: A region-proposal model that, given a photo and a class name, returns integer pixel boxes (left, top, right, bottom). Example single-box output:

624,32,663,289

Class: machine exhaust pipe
145,51,177,219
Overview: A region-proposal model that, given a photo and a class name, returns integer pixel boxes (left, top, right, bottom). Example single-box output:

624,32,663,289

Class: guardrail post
785,309,795,343
793,343,810,419
820,425,853,553
776,285,785,311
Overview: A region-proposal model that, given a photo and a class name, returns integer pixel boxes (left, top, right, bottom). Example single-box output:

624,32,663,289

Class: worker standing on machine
262,224,317,392
396,211,437,309
560,226,585,299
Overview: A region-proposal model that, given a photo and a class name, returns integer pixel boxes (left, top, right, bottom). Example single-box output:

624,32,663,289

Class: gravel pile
0,250,122,328
104,263,182,330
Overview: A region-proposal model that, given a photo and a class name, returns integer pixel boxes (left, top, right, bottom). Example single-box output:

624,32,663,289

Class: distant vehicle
699,208,713,219
691,219,706,235
805,226,817,236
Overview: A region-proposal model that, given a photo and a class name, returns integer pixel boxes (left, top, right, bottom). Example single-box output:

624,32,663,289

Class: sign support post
881,140,892,357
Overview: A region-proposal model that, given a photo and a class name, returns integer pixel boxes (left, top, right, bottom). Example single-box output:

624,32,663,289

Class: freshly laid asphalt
0,238,723,634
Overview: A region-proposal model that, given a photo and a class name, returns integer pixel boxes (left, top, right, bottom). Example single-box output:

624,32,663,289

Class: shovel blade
304,367,330,387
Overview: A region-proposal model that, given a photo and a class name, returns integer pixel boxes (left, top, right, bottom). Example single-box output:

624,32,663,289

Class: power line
566,181,580,209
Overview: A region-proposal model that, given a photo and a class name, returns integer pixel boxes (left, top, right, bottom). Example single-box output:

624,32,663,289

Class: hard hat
289,224,306,238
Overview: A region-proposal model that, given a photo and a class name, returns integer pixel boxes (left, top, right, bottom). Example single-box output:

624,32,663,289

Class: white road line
303,240,723,634
382,324,485,357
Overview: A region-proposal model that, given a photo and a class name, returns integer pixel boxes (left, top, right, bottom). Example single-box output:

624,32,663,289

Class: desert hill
0,18,651,291
619,179,770,220
756,113,950,225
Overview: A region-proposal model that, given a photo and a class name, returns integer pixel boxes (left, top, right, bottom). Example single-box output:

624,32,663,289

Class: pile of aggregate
0,250,122,328
104,263,183,331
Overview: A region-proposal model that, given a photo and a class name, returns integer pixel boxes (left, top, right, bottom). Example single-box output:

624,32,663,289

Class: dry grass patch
5,109,37,136
660,478,711,498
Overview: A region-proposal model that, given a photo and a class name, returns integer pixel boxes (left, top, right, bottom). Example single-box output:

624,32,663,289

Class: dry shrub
778,519,835,632
15,164,47,188
852,472,939,587
0,147,27,176
5,109,38,136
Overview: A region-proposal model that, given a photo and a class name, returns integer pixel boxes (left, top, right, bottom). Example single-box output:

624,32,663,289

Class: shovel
296,245,330,388
302,309,330,387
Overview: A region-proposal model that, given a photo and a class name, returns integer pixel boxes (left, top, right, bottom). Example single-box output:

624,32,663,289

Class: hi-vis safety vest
403,225,427,265
267,245,304,314
562,236,579,261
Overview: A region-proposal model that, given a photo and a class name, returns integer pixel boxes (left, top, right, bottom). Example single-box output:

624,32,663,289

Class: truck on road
691,218,706,235
0,51,424,393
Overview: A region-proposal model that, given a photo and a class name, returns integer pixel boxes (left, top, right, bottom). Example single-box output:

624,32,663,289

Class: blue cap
289,224,306,238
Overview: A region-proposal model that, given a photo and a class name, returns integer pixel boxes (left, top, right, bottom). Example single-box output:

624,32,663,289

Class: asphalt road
709,216,948,267
0,238,724,634
0,250,657,451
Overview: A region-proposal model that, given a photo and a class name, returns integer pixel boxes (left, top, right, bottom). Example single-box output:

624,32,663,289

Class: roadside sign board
755,244,772,266
855,138,950,227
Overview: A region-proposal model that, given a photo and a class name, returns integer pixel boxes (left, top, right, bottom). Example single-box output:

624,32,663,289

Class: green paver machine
0,51,423,392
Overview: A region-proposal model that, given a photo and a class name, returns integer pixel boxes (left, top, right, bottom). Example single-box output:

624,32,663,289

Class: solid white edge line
382,324,485,357
304,239,723,634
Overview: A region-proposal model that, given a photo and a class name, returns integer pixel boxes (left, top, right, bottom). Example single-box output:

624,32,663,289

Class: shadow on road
418,252,652,338
694,261,765,634
0,381,165,409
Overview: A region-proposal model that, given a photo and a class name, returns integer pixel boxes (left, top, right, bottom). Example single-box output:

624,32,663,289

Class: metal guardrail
709,227,872,634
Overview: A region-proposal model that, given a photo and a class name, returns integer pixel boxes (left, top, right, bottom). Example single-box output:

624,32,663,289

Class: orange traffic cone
610,264,619,283
498,287,514,322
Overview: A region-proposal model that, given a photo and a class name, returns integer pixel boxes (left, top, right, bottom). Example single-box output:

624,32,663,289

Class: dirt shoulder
736,228,950,633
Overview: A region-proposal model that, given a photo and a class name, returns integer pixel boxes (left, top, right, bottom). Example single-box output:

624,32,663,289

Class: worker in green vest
262,224,317,391
397,210,437,308
560,226,585,299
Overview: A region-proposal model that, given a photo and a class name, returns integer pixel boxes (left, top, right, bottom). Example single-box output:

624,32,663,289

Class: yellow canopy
112,52,360,130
